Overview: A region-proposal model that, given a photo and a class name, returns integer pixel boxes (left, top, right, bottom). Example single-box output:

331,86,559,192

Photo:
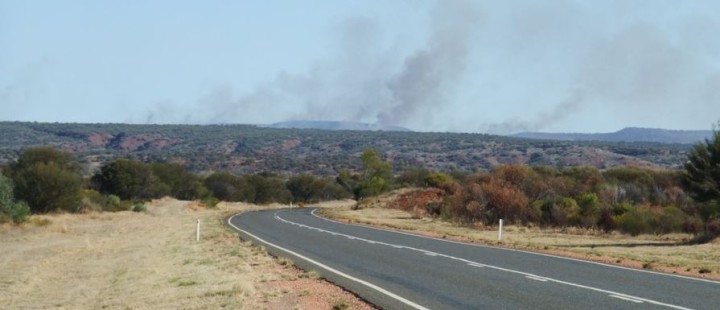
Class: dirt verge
0,198,374,309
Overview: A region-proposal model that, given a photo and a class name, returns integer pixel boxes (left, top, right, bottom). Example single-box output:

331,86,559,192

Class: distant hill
512,127,712,144
265,120,412,132
0,122,693,175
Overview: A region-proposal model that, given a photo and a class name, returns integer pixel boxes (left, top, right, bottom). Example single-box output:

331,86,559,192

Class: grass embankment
0,198,373,309
321,193,720,280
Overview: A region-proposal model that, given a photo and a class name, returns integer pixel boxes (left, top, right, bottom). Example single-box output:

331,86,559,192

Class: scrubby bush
394,163,697,235
150,163,209,200
353,149,394,200
577,193,601,228
81,190,131,212
132,203,147,213
286,175,350,203
1,173,29,223
93,159,168,201
542,197,579,227
204,172,253,202
396,168,432,187
615,207,653,236
0,173,30,223
614,206,687,236
655,206,686,234
202,196,219,208
425,172,455,193
7,147,83,213
246,173,292,204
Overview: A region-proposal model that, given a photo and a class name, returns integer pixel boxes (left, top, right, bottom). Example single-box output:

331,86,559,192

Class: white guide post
498,219,503,241
196,218,200,242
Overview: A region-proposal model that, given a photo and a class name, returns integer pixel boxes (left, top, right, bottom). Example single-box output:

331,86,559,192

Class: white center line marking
269,210,694,310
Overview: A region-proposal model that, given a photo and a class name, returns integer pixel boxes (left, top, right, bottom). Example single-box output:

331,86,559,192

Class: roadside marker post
498,219,503,241
196,219,200,242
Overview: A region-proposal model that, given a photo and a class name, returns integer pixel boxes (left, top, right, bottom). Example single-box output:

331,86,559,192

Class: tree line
0,148,388,222
1,124,718,240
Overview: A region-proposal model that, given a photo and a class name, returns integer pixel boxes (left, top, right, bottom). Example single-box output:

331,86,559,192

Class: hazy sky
2,0,719,133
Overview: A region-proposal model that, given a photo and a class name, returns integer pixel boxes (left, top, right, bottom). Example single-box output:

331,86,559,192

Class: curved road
228,208,719,310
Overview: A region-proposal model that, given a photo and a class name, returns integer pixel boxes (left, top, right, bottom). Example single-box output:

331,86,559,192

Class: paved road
228,208,719,310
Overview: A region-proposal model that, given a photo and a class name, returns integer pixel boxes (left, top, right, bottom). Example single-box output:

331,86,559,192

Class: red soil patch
87,133,113,147
387,188,444,217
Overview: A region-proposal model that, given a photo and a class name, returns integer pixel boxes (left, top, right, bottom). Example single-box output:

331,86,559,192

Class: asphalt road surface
228,208,719,310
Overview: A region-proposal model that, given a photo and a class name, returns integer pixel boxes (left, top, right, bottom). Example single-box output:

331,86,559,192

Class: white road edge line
312,209,720,285
227,213,430,310
286,209,693,310
610,295,644,303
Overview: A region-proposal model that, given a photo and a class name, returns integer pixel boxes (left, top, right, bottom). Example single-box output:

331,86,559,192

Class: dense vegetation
385,124,719,238
0,146,359,222
1,122,717,241
397,165,698,236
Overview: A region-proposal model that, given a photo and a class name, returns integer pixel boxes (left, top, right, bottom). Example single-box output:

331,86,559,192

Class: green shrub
577,193,601,228
132,203,147,213
104,195,131,212
656,206,685,234
202,197,219,209
2,201,31,224
7,147,83,213
612,202,632,216
93,159,168,201
616,207,653,236
82,190,105,211
0,173,30,224
80,190,131,212
425,172,455,192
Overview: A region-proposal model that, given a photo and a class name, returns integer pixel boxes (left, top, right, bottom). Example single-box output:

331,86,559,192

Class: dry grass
322,202,720,280
0,198,374,309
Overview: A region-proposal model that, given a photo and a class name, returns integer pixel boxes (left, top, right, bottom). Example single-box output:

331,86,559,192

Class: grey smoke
182,0,481,129
483,7,720,134
487,91,584,134
156,1,719,134
378,1,481,126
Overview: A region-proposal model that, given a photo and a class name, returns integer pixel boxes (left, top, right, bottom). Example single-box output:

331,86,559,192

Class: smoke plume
181,0,482,129
147,1,720,133
378,1,481,126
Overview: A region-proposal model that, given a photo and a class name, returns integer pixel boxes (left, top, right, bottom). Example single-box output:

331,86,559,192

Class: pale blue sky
1,0,719,133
